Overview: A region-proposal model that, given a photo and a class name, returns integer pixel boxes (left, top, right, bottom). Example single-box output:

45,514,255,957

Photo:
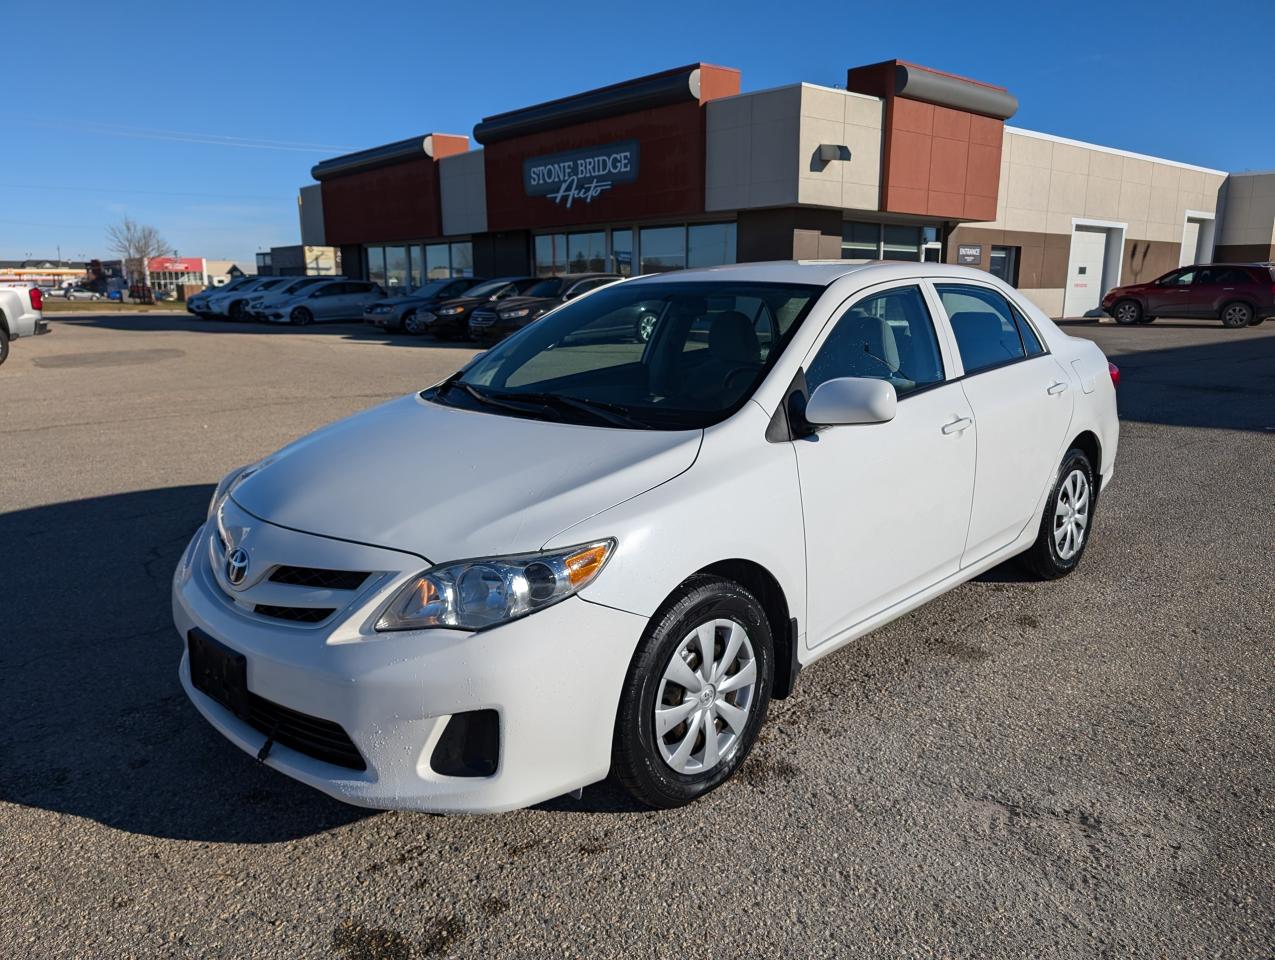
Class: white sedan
174,261,1118,812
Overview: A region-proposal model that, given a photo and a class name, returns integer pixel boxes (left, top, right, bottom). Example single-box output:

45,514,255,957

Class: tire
1021,448,1097,580
394,310,413,334
1112,299,1143,325
1137,315,1156,324
0,326,9,367
612,576,773,809
404,311,429,335
635,312,659,342
229,300,246,321
290,307,313,326
1221,301,1254,328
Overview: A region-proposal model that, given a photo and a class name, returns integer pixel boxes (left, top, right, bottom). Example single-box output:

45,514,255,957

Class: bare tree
105,216,171,286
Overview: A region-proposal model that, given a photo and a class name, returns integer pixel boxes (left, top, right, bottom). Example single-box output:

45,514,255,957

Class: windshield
459,278,515,299
428,280,823,430
411,279,451,297
522,278,565,298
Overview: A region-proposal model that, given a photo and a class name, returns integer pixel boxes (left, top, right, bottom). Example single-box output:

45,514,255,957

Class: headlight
376,539,615,632
206,460,268,519
436,305,465,315
499,308,532,319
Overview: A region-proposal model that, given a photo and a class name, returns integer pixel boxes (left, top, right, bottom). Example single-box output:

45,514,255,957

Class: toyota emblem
226,547,250,586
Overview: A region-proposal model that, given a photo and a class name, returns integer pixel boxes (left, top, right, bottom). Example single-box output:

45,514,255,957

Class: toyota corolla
174,261,1119,812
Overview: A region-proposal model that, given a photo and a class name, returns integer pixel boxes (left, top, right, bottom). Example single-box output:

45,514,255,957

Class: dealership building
297,59,1274,317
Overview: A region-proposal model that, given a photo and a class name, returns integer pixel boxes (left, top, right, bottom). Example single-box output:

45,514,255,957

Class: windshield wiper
490,391,652,429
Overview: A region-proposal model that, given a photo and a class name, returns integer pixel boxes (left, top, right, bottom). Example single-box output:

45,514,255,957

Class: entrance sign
524,141,640,208
957,244,983,265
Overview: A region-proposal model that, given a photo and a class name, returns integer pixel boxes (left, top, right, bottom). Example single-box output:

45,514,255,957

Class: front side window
1156,269,1195,286
935,284,1032,374
806,285,945,399
433,281,822,430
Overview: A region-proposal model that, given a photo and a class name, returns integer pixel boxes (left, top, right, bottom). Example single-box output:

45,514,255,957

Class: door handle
1047,381,1068,395
941,416,973,435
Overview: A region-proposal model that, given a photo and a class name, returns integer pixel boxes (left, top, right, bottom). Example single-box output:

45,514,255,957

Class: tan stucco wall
981,129,1226,243
1218,172,1275,248
706,84,882,214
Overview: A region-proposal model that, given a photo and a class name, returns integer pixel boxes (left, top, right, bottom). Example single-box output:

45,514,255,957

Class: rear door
931,282,1075,566
310,282,348,320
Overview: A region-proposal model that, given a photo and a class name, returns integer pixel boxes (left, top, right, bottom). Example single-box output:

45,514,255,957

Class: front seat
682,311,760,404
947,311,1020,370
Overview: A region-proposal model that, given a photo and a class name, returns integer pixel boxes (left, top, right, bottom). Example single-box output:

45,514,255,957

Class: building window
988,245,1021,286
687,222,737,268
424,243,451,280
841,222,879,259
385,246,409,293
611,229,633,277
882,225,922,261
567,232,607,272
449,242,474,277
366,246,386,287
409,246,423,288
638,226,687,273
534,234,567,276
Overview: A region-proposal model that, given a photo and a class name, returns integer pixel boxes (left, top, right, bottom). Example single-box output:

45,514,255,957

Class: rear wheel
1022,448,1096,580
612,576,772,809
0,327,9,366
1221,301,1254,328
1112,299,1143,325
290,307,313,326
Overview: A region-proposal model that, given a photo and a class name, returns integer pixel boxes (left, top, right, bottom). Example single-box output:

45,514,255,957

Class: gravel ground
1,312,1272,959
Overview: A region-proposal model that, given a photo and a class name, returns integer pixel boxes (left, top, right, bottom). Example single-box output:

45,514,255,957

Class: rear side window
935,284,1037,374
806,285,945,398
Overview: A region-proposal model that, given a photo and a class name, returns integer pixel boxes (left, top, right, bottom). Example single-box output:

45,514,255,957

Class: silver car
265,280,386,325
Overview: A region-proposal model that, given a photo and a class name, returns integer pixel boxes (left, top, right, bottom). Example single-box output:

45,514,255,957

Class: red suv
1101,263,1275,328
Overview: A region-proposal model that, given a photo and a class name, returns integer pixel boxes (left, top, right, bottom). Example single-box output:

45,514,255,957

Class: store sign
148,256,204,273
956,244,983,265
523,140,639,208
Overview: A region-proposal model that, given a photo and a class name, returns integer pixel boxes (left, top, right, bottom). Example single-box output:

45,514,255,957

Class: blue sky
4,0,1271,266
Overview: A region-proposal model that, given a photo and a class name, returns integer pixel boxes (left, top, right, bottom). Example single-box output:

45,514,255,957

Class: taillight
1108,362,1120,388
29,287,43,311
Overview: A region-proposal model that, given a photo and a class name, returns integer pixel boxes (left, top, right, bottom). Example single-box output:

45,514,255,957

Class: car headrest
708,311,760,364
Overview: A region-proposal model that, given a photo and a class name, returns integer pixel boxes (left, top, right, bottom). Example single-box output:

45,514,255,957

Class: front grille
245,693,366,770
254,604,334,623
269,565,369,591
470,310,496,325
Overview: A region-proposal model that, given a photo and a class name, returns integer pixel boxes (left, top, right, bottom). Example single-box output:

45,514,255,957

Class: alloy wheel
1114,301,1140,324
1053,469,1091,560
637,313,658,342
655,618,757,775
1222,303,1252,328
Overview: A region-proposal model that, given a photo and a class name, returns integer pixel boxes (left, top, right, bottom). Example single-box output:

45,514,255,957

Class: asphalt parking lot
2,312,1273,959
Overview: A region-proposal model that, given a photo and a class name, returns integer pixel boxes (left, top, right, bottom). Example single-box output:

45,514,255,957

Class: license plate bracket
188,629,249,719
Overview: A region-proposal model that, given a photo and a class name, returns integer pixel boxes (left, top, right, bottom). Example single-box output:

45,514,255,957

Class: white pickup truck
0,282,50,365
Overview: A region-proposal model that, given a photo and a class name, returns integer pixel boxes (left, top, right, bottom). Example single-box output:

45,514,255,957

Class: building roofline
1006,126,1228,176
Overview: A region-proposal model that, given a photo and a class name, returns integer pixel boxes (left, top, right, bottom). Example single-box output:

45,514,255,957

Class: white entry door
1063,227,1108,318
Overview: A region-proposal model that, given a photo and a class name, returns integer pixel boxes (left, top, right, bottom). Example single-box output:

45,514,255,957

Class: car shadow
0,485,371,842
48,313,481,350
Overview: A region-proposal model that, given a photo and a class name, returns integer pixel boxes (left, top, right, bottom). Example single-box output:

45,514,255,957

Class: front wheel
290,307,313,326
612,577,773,809
1221,301,1254,328
1021,448,1096,580
1112,299,1143,325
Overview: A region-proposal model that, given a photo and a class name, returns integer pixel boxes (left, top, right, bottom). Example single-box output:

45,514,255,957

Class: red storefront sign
148,257,205,273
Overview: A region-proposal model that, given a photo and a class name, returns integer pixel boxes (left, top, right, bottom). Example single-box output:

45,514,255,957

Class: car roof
622,260,1010,287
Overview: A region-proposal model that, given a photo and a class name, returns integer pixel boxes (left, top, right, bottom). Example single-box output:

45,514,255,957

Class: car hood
230,393,702,561
432,296,491,313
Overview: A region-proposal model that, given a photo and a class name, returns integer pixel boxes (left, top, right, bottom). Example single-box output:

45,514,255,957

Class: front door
795,283,976,648
1144,268,1197,318
931,282,1075,565
1064,226,1108,317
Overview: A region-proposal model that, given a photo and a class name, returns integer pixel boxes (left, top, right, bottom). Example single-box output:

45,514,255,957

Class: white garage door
1063,226,1108,317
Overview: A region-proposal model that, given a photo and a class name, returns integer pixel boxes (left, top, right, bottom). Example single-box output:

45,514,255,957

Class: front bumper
365,310,402,328
172,520,644,813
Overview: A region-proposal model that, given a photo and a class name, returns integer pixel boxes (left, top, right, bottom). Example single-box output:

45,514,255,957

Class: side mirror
805,377,897,426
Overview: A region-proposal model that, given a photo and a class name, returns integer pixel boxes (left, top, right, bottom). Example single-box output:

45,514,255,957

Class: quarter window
806,285,945,399
935,284,1033,374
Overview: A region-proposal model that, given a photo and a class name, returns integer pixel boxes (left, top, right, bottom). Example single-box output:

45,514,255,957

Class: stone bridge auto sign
524,141,640,208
